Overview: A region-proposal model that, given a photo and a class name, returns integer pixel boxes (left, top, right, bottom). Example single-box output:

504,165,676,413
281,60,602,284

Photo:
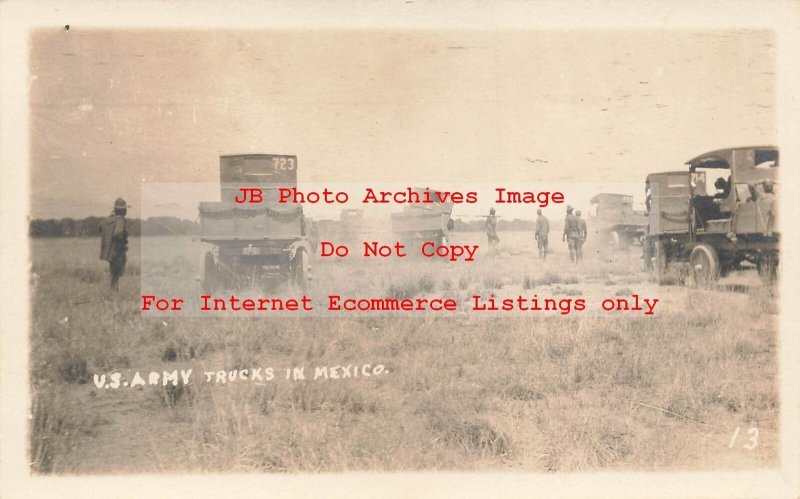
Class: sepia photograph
2,1,799,497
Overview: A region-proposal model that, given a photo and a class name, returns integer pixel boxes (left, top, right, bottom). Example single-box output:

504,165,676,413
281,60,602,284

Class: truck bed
199,202,304,240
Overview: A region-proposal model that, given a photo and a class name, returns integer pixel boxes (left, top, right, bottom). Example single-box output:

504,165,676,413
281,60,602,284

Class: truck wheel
653,240,668,284
641,239,651,271
292,247,310,290
202,252,217,293
690,244,720,288
757,256,778,284
610,231,620,248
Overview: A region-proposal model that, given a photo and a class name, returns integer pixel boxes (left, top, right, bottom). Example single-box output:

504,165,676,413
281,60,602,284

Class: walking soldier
485,208,500,247
562,205,581,263
535,208,549,259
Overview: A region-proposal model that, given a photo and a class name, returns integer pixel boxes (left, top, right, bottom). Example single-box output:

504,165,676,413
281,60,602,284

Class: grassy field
29,233,779,473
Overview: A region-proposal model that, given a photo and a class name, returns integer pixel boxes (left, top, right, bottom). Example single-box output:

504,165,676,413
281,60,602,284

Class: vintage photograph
3,5,794,495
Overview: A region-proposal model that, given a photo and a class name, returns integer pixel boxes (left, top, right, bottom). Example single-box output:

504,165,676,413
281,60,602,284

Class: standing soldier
99,198,129,291
485,207,500,247
535,208,549,260
760,180,776,237
562,205,581,263
575,209,588,263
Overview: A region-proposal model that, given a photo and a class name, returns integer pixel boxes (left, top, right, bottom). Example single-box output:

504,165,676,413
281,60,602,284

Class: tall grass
29,235,779,472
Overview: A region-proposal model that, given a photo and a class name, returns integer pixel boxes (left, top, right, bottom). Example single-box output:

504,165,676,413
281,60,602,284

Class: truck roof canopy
589,193,633,204
685,146,778,169
220,153,295,158
646,171,688,181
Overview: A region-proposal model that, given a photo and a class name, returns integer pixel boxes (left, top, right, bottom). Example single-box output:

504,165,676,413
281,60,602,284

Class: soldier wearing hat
713,176,731,200
534,208,549,260
99,197,129,290
562,205,581,263
485,207,499,247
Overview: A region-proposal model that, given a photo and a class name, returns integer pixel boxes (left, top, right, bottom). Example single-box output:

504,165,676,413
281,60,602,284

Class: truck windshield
694,168,729,197
668,174,689,188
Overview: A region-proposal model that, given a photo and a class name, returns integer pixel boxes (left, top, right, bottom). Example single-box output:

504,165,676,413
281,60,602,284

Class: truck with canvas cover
338,208,364,242
198,154,311,292
643,146,779,286
588,193,648,249
390,188,454,248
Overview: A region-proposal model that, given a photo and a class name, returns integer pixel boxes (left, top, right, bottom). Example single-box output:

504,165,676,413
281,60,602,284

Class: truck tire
690,244,720,288
641,238,651,271
610,230,620,248
757,256,778,284
653,239,669,284
292,247,310,291
202,252,217,293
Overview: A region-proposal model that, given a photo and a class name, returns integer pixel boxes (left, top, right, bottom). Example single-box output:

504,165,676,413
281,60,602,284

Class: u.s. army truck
588,193,648,249
198,154,312,292
390,188,455,249
643,146,779,285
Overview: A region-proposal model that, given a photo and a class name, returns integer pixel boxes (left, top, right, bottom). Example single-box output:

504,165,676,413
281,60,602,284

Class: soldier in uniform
485,208,499,247
713,176,731,199
100,198,129,291
575,210,588,263
758,180,776,237
562,205,581,263
535,208,549,260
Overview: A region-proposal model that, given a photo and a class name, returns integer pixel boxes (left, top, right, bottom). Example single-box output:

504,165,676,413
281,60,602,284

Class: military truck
588,193,648,249
643,146,779,286
198,154,312,292
338,208,364,242
390,188,454,248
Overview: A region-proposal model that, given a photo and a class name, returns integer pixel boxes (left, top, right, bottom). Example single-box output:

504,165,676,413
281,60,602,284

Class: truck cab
686,146,778,237
390,188,454,247
645,146,779,285
589,193,648,247
338,208,364,241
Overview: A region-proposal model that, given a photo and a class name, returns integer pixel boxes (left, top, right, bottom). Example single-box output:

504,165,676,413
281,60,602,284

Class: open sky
30,29,775,219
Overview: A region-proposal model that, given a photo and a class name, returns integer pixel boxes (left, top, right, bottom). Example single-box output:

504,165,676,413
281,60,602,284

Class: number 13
729,426,759,449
